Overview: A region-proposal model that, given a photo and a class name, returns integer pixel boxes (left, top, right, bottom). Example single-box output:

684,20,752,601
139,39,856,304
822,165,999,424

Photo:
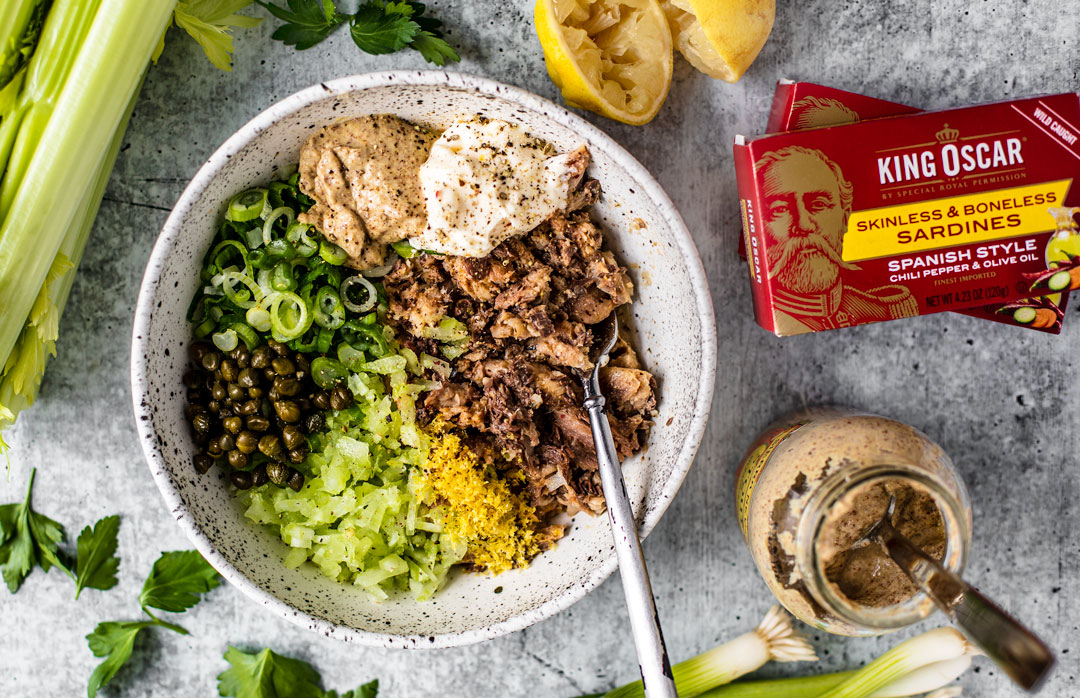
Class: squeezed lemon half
535,0,673,125
660,0,775,82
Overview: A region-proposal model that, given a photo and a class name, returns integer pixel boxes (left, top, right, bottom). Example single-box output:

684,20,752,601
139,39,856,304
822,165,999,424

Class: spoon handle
584,390,678,698
877,524,1055,691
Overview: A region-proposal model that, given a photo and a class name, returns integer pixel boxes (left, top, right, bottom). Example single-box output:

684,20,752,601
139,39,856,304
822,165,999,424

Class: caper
304,412,325,434
287,469,305,492
183,370,202,389
312,391,331,410
190,342,212,363
200,351,221,372
211,382,227,401
191,413,212,433
251,464,269,487
267,386,281,402
295,397,312,413
281,425,304,450
237,367,258,388
227,383,246,401
230,471,253,490
220,359,239,383
207,400,221,414
268,339,289,356
237,399,259,416
193,431,210,446
186,388,206,404
227,449,249,469
248,386,265,399
266,462,289,486
329,385,353,411
294,354,310,375
263,367,277,381
246,415,270,432
193,454,214,474
218,433,235,452
236,431,258,454
185,404,207,420
207,440,224,458
275,377,301,397
251,346,273,369
271,357,295,375
229,344,250,366
223,416,243,434
288,446,308,464
258,434,283,460
274,400,301,423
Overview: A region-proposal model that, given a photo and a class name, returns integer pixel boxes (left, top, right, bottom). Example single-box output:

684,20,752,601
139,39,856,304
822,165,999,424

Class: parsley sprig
218,646,378,698
0,468,120,597
256,0,459,66
87,550,222,697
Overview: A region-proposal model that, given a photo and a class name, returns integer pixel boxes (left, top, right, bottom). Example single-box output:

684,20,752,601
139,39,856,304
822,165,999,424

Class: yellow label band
843,179,1072,261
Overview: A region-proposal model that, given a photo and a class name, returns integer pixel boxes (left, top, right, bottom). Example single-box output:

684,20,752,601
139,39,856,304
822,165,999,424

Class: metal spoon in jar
860,496,1056,692
576,314,678,698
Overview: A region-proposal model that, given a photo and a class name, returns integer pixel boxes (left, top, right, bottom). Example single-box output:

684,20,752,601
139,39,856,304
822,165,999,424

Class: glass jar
735,407,972,636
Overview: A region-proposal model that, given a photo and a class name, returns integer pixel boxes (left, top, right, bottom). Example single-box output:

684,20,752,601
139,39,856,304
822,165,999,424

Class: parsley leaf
139,550,222,615
0,468,73,593
256,0,349,50
74,515,121,599
174,0,264,71
325,680,379,698
410,30,458,66
217,646,324,698
349,1,418,54
86,621,154,698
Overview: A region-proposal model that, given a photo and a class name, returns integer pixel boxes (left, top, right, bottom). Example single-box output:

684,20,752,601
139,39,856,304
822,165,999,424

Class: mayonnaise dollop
410,118,583,257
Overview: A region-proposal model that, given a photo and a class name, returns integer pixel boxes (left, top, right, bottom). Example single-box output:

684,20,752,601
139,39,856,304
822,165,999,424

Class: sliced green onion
314,286,346,330
208,239,249,276
194,317,216,339
316,327,334,354
271,261,297,292
269,291,309,341
340,275,377,313
605,607,817,698
226,188,268,222
246,306,271,333
390,240,417,258
337,343,366,371
220,270,261,309
212,328,238,352
229,322,260,351
265,238,295,261
319,240,348,265
311,357,349,389
262,206,295,246
286,221,319,257
361,258,396,278
342,320,390,357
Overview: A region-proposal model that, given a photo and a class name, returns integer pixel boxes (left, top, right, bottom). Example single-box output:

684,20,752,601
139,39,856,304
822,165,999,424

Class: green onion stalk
604,607,818,698
0,0,176,452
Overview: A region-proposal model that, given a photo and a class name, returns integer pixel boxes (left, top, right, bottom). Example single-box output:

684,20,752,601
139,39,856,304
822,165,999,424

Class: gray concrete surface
2,1,1079,696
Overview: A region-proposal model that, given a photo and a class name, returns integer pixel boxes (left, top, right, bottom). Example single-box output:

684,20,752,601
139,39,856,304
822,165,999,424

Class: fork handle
584,390,678,698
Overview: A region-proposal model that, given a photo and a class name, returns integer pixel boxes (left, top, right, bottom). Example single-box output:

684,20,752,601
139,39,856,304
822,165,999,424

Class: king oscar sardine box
765,81,1070,334
733,92,1080,336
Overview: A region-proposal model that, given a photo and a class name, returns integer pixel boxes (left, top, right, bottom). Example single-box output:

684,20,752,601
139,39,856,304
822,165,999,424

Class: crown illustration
936,123,959,143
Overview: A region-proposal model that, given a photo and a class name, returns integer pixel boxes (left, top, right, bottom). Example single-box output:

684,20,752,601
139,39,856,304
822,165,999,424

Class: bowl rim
130,70,717,649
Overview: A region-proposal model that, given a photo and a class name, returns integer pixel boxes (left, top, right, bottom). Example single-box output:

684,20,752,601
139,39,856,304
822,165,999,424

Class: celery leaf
0,468,73,593
138,549,221,614
174,0,263,71
86,621,154,698
255,0,350,50
349,1,418,55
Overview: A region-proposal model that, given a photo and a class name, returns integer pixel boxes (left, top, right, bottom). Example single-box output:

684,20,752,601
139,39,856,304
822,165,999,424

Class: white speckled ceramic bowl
132,71,716,648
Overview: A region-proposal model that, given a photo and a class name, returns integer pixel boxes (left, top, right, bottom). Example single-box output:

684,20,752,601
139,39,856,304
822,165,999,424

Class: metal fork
577,314,678,698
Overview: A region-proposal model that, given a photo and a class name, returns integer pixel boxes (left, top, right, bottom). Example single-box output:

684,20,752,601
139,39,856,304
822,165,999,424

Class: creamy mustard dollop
410,118,584,257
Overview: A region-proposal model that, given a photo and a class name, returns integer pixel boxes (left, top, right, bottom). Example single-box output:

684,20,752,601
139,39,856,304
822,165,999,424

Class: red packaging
735,92,1080,336
765,81,1069,334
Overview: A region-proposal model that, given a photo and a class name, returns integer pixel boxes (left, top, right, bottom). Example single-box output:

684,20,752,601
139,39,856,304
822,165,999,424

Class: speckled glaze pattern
131,71,717,649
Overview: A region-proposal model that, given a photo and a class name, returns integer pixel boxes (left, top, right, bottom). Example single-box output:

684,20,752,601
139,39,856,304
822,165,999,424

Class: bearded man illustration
756,146,917,334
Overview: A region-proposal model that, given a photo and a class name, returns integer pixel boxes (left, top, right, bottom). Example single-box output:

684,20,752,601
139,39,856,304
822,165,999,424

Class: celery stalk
0,0,52,89
0,85,140,446
0,0,176,391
